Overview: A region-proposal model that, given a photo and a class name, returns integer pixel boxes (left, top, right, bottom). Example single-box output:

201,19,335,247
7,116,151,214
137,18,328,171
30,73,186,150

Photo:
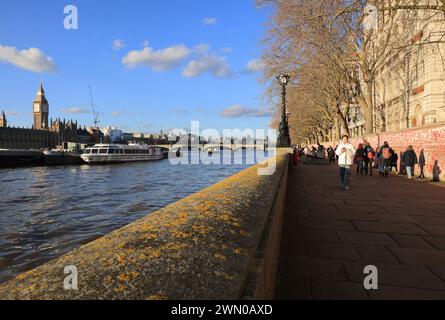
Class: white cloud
203,17,218,26
61,107,90,114
219,105,273,118
170,108,190,115
141,40,150,47
182,54,231,78
0,45,56,73
221,47,233,54
4,110,19,116
111,110,145,117
112,39,125,51
246,59,265,73
194,43,211,54
121,43,233,79
122,44,192,71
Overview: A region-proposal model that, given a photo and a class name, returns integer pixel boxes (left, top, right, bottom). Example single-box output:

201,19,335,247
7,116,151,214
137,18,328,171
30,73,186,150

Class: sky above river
0,0,274,134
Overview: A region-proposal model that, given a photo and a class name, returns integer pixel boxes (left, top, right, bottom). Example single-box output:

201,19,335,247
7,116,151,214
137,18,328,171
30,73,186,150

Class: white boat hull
81,154,163,164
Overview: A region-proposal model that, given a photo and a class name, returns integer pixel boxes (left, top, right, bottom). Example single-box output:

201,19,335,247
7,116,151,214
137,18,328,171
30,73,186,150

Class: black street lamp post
276,74,291,147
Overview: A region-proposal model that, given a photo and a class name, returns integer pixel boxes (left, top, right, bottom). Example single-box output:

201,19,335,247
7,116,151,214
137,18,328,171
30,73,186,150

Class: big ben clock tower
33,82,49,129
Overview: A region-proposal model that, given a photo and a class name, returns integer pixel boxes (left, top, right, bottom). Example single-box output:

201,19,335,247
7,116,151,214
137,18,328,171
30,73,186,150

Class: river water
0,150,269,283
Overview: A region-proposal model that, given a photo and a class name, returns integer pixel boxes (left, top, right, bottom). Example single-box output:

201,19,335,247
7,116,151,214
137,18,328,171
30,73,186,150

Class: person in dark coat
327,146,336,163
389,152,399,175
402,145,418,179
418,149,426,179
354,143,366,175
433,160,441,182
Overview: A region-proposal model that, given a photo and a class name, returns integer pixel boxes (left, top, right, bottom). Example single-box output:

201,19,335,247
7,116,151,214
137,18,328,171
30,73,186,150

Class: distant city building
0,110,6,128
33,82,49,130
0,83,102,149
122,132,134,143
362,6,445,133
102,126,123,143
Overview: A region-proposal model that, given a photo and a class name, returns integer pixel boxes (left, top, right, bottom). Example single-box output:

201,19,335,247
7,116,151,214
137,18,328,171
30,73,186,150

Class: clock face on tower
34,103,40,113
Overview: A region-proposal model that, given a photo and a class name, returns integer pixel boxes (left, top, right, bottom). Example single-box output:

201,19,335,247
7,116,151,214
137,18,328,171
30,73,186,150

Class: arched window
412,104,422,127
399,110,406,130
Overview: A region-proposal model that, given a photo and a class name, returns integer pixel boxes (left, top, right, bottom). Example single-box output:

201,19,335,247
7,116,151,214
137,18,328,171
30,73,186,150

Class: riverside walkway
277,161,445,299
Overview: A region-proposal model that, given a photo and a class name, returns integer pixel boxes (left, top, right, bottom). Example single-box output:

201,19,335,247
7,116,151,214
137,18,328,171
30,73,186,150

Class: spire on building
0,109,6,128
37,81,44,95
34,81,48,104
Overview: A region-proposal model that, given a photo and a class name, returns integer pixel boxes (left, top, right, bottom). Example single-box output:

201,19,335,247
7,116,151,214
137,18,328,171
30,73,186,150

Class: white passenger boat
81,143,163,164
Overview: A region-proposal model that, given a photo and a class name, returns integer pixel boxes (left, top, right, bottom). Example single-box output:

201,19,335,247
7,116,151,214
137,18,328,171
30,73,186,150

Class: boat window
108,149,115,154
84,149,91,154
91,149,99,154
99,149,108,154
120,149,124,154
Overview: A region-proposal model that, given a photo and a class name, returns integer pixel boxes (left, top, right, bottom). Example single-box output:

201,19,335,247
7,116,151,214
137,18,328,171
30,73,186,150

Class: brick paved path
276,162,445,299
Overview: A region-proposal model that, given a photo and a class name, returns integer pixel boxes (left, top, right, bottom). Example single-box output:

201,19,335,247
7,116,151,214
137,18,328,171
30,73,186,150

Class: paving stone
296,218,356,231
336,204,381,214
391,234,434,249
311,210,376,221
280,256,347,281
429,267,445,281
385,206,442,217
424,237,445,250
353,221,429,236
413,216,445,226
280,240,307,258
389,247,445,267
287,229,339,242
275,276,311,300
307,241,362,261
344,261,445,291
369,286,445,300
373,213,419,224
421,225,445,237
337,231,398,246
356,245,399,263
311,280,370,300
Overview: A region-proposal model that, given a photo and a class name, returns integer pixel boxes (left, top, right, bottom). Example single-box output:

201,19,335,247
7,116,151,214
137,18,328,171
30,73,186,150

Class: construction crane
88,85,100,129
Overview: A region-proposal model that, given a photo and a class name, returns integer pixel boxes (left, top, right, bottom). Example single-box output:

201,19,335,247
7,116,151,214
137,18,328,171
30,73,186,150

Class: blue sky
0,0,274,134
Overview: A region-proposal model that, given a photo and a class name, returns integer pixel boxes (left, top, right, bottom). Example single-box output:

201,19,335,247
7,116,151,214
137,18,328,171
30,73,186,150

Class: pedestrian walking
335,135,356,191
433,160,441,182
366,145,375,176
390,152,399,175
402,145,418,179
354,143,366,175
418,149,426,179
399,151,406,175
380,141,393,178
327,146,336,164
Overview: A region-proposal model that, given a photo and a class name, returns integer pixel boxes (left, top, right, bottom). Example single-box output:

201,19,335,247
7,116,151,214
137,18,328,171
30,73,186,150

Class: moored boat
0,149,44,167
81,143,163,164
43,149,85,166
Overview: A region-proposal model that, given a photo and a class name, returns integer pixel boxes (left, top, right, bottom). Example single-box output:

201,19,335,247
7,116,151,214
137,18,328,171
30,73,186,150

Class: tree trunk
334,117,340,141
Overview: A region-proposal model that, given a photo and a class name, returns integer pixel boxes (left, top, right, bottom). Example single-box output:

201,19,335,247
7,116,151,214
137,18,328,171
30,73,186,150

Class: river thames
0,150,269,283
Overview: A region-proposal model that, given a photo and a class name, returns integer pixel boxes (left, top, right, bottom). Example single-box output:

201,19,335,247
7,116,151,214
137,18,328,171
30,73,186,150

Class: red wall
322,123,445,181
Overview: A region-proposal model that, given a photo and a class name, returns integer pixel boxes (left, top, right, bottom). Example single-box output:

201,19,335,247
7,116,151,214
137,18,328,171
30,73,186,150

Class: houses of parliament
0,83,98,149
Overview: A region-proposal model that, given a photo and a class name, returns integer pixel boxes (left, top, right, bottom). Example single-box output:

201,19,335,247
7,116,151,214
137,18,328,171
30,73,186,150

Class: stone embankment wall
0,151,290,299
